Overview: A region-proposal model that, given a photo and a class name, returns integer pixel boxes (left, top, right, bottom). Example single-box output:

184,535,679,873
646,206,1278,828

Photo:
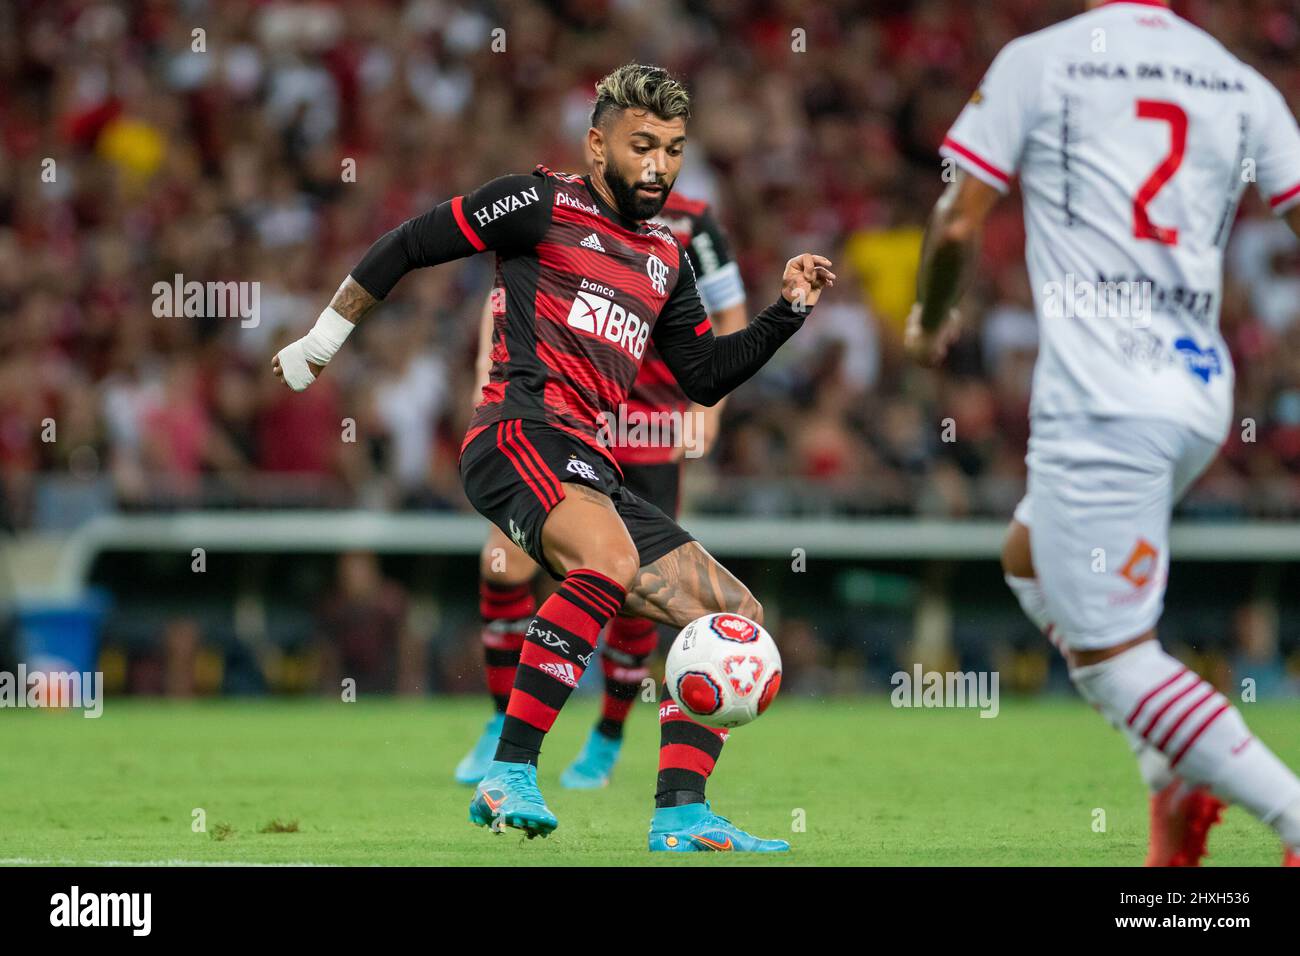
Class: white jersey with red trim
942,0,1300,443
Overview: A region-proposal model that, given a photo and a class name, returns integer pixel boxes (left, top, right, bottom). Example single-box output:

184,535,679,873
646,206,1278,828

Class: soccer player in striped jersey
456,189,748,792
908,0,1300,866
274,64,833,851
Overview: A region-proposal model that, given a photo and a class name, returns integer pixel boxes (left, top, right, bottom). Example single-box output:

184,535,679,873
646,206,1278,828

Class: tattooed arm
271,277,380,386
332,276,381,323
622,541,762,629
273,172,554,392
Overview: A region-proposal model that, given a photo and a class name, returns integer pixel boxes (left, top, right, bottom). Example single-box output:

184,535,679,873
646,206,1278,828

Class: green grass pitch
2,696,1295,866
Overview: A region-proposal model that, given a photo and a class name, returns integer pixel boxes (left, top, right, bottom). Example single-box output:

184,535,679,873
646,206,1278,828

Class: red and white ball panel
665,613,782,729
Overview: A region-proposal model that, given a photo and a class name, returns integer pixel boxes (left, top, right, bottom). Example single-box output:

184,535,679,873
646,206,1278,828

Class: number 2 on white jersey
1132,99,1188,246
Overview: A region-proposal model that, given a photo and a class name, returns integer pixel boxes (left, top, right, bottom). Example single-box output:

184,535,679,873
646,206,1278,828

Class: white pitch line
0,857,335,867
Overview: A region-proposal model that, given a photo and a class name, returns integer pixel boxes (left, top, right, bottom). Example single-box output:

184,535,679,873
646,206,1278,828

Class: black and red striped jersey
617,192,746,466
349,164,806,471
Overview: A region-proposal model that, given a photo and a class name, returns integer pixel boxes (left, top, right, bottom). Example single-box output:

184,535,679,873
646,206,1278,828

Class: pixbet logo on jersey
566,278,651,359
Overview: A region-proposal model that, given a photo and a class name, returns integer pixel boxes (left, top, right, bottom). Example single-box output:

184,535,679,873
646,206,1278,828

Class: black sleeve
350,173,553,299
685,205,736,278
651,251,807,407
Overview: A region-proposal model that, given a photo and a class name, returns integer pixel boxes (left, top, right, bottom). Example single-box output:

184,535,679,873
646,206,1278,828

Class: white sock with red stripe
1115,721,1175,793
1071,640,1300,846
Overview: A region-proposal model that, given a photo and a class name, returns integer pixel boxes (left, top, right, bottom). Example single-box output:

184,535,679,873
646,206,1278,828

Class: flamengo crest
646,254,668,295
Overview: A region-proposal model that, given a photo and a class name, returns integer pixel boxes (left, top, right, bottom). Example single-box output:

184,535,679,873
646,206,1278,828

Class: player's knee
480,529,533,585
478,539,500,579
1001,521,1035,579
592,546,639,594
479,538,514,582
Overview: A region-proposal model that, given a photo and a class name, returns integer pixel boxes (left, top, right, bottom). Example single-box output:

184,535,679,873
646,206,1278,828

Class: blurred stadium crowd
3,0,1300,699
4,0,1300,531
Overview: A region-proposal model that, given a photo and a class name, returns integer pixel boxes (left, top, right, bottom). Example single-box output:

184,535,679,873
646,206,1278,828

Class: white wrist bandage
277,307,355,391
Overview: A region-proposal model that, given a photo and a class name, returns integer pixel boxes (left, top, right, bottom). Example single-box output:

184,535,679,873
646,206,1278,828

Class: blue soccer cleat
454,713,504,786
560,729,622,789
648,801,790,852
469,760,558,838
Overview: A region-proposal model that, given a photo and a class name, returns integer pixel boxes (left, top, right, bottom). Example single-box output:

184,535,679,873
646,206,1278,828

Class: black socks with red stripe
479,580,536,713
597,616,658,740
655,684,728,808
495,569,627,766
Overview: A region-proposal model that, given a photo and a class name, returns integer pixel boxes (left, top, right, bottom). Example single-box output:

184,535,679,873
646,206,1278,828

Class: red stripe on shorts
509,421,564,503
496,422,557,509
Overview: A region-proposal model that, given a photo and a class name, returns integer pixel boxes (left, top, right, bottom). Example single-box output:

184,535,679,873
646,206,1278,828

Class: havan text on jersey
473,186,541,229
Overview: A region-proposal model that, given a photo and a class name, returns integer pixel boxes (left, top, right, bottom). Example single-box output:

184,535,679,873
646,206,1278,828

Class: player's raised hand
273,340,325,392
781,254,835,311
904,303,962,368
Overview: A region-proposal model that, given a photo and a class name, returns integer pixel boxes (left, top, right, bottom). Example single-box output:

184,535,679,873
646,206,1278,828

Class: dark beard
602,162,671,221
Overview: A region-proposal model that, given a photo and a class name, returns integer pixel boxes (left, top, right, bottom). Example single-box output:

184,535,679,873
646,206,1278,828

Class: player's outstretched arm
906,169,1001,367
273,172,552,392
272,276,378,390
678,300,746,460
653,253,834,407
675,206,750,458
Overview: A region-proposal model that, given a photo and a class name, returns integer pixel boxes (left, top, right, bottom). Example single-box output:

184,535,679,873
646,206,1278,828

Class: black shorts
460,420,693,580
620,460,683,520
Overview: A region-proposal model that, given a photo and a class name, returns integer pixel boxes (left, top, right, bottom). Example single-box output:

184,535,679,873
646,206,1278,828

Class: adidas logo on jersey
580,232,606,253
538,661,578,687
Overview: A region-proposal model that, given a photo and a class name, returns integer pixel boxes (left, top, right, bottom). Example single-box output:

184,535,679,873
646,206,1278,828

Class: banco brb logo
566,286,650,359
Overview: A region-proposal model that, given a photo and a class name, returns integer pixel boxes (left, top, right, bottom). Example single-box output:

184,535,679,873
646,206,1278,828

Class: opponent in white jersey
908,0,1300,866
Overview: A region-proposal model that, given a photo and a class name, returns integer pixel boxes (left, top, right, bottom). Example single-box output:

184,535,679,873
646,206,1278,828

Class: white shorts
1012,416,1220,651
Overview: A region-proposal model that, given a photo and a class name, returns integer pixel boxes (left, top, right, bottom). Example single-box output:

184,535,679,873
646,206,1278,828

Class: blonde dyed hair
591,64,691,128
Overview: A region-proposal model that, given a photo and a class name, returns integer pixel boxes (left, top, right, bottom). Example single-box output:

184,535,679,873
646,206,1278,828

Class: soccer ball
665,612,782,729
